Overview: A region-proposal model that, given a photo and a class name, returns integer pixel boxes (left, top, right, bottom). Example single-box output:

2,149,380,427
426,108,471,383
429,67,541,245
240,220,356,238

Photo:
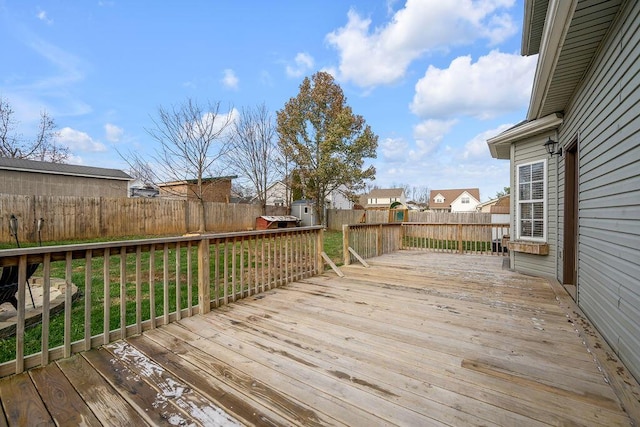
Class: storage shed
290,200,319,227
255,215,299,230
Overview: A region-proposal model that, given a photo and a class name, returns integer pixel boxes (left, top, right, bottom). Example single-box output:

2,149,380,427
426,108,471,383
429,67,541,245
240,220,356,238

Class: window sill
507,240,549,255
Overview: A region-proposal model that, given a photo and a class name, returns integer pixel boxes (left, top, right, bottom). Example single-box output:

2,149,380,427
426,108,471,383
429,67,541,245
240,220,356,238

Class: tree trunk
198,200,206,233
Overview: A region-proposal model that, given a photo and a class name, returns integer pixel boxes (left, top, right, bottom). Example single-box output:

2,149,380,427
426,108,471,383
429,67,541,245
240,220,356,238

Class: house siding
558,1,640,381
0,169,128,198
511,136,558,277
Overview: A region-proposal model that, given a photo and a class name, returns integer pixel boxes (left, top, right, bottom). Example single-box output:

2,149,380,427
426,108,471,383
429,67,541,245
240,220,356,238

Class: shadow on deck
0,251,638,426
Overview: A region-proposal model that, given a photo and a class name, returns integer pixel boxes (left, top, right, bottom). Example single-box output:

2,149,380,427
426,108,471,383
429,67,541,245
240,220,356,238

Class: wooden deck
0,251,637,426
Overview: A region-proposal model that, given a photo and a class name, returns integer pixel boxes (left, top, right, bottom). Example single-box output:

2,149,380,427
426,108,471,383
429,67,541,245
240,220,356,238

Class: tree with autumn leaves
276,71,378,225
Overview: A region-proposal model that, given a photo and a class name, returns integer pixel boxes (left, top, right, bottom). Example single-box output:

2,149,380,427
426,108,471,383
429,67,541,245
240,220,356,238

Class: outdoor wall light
544,137,563,157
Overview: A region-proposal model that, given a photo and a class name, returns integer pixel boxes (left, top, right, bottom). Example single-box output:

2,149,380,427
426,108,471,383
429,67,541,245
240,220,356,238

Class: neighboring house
260,181,353,210
429,188,480,212
487,0,640,382
158,176,237,203
476,194,510,213
128,178,159,198
256,181,289,207
362,188,406,210
0,157,131,198
327,185,354,210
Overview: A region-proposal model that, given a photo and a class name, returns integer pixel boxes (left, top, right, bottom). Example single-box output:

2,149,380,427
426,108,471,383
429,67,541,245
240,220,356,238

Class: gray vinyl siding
511,135,558,277
558,0,640,382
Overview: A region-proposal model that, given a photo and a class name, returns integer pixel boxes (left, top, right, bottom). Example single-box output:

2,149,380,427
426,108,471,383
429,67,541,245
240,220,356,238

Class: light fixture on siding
544,137,562,157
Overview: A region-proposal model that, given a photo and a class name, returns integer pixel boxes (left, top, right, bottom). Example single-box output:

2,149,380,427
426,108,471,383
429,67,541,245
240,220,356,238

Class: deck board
0,251,637,426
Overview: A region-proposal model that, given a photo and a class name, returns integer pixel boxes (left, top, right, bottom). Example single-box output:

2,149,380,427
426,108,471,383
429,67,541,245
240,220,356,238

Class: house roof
0,156,132,180
367,188,404,198
524,0,624,120
476,194,510,210
487,112,563,159
431,188,480,207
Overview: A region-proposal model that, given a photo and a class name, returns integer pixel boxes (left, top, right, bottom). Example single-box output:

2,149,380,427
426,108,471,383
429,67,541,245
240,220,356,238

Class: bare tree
145,98,233,232
227,103,279,215
0,97,66,162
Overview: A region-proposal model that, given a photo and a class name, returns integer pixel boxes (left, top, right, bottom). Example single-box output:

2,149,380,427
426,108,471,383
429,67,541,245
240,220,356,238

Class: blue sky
0,0,537,201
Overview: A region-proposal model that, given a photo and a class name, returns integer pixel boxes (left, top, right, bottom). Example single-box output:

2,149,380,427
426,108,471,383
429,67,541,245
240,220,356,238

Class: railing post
198,238,211,314
342,224,350,266
316,227,324,273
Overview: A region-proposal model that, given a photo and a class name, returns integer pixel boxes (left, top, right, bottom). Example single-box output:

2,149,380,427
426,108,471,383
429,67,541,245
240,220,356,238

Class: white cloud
36,9,53,24
410,50,537,120
56,127,107,152
286,52,315,78
200,108,239,139
104,123,124,143
221,69,239,89
413,119,457,143
380,137,409,163
326,0,518,88
461,123,513,160
408,118,457,158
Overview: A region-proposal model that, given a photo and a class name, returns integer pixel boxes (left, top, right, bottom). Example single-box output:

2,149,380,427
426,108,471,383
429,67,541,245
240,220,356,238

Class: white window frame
461,197,470,204
516,159,547,242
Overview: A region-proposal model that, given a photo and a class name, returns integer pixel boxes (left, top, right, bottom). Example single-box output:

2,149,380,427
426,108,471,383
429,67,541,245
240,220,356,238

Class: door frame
563,138,579,289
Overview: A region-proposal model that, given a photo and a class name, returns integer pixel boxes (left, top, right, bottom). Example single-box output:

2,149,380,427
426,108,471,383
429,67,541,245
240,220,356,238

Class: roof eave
487,113,564,159
521,0,537,55
527,0,577,120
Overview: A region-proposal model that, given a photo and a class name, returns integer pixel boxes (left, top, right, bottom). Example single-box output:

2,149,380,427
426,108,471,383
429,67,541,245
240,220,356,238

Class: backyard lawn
0,228,344,362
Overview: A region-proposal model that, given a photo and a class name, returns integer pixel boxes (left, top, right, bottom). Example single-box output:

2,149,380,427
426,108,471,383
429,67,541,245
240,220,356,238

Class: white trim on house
527,0,577,120
515,159,547,242
487,113,564,159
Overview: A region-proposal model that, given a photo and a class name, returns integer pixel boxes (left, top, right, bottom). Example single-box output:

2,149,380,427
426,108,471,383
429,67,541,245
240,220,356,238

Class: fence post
316,227,324,273
198,238,211,314
377,224,383,256
457,223,463,254
342,224,350,266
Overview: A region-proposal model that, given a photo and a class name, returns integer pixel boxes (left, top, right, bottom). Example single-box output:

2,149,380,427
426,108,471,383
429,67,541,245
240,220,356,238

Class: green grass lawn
323,230,343,266
0,230,345,363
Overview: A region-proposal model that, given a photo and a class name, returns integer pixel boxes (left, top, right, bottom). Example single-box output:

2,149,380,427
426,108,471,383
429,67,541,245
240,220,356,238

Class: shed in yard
255,215,299,230
291,199,320,227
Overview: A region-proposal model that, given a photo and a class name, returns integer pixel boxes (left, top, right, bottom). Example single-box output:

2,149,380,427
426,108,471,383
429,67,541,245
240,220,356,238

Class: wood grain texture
29,363,101,426
0,252,636,426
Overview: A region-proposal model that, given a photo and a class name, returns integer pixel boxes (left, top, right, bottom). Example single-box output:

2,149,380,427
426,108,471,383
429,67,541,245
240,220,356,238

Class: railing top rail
346,222,510,227
401,222,511,226
0,226,323,266
344,222,403,227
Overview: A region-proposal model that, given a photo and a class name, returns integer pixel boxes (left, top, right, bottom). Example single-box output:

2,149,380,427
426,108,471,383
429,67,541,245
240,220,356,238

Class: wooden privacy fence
0,194,262,243
0,226,323,378
343,222,510,265
327,209,493,231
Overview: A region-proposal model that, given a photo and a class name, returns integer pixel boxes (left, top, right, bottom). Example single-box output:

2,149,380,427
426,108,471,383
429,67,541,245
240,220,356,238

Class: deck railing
0,226,323,378
343,222,510,264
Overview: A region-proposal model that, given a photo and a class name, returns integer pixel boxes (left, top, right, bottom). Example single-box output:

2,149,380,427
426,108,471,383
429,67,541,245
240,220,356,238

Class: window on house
461,197,470,204
517,160,546,240
304,207,308,214
435,196,444,203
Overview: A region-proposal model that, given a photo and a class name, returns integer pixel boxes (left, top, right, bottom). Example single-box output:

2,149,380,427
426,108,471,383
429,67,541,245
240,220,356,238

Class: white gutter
527,0,577,120
487,113,564,159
